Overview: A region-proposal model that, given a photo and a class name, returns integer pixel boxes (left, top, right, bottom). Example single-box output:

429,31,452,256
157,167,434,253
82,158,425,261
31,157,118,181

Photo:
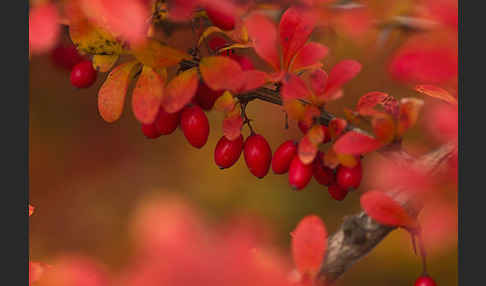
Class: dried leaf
161,68,199,113
132,66,166,124
98,61,141,123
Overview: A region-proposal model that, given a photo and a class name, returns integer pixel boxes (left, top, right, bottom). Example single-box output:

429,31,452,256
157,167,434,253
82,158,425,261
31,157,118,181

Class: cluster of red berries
50,43,98,89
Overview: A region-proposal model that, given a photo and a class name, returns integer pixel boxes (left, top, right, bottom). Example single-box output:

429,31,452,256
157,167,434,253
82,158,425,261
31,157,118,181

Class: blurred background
29,2,457,285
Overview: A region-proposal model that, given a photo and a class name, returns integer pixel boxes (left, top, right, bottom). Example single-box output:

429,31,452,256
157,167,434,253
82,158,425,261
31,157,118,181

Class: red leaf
282,74,310,102
244,13,280,71
388,35,457,84
279,7,317,70
223,111,244,141
213,91,237,113
161,68,199,113
133,39,191,69
308,68,328,96
239,70,269,92
323,60,361,97
29,3,60,54
291,215,327,275
98,61,141,123
360,191,418,228
328,118,347,139
200,56,244,91
371,113,396,144
357,92,399,117
298,125,324,164
132,66,166,124
415,84,457,105
291,42,329,73
333,131,382,155
397,97,424,136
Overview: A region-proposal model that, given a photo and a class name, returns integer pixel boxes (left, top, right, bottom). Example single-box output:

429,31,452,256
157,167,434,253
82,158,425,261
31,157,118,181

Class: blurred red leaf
357,91,399,117
200,56,244,91
167,0,199,21
360,191,417,228
291,43,328,73
279,7,316,70
371,113,396,144
333,131,382,155
415,84,457,105
98,61,141,123
132,66,166,124
291,215,327,276
323,60,361,98
388,35,457,84
328,118,347,139
161,68,199,113
29,3,60,55
424,102,458,144
244,13,280,71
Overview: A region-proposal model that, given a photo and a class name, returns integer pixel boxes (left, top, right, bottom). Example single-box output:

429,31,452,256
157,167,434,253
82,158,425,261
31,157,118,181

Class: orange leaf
161,68,199,113
98,61,141,123
291,215,327,276
337,153,358,168
333,131,382,155
328,118,347,139
223,110,244,141
132,39,191,68
279,7,317,70
284,100,306,121
239,70,269,92
244,13,280,71
323,148,340,169
29,3,60,54
415,84,457,105
397,97,424,136
291,42,328,73
213,91,237,113
361,191,418,228
298,125,324,164
371,113,396,144
132,66,166,124
200,56,244,91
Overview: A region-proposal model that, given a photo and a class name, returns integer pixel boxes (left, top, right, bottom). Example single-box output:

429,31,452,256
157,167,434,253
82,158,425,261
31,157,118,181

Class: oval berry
154,107,180,135
414,276,437,286
244,134,272,178
288,155,313,190
336,161,362,190
214,134,244,169
180,105,210,148
206,6,235,31
272,140,297,174
327,184,348,201
141,122,161,139
313,157,335,186
194,81,224,110
70,60,97,88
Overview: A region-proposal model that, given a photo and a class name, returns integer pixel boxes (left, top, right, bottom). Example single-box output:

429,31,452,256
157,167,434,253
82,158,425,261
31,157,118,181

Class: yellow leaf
92,54,119,72
132,66,166,124
132,39,191,68
213,91,236,113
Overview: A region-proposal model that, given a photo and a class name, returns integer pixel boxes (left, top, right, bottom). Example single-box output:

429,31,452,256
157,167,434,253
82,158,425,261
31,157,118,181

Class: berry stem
240,102,255,135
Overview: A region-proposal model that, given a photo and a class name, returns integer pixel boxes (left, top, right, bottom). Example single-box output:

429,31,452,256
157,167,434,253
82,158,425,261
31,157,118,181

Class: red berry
414,276,437,286
288,155,313,190
327,184,348,201
298,121,310,134
336,161,362,190
154,107,180,135
208,36,228,52
321,125,331,143
194,81,224,110
229,54,254,70
141,122,161,139
70,60,97,88
244,134,272,178
206,6,235,31
272,140,297,174
313,156,335,186
214,135,244,169
180,105,210,148
50,44,86,70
